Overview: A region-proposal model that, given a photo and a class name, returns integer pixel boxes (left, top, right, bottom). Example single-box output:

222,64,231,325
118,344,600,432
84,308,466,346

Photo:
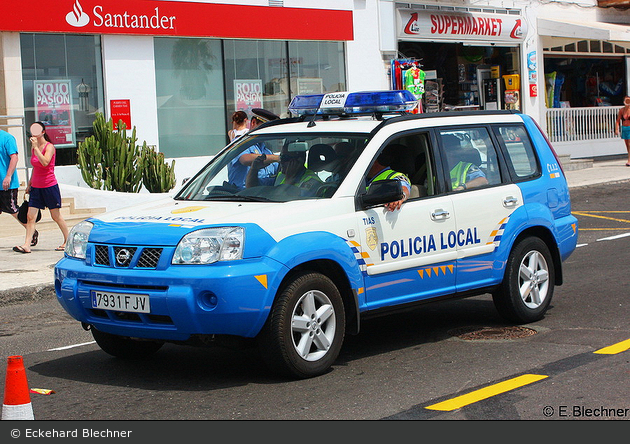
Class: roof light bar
288,90,418,116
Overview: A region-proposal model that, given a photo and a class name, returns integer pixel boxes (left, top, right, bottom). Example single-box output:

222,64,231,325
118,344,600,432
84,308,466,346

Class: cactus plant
140,144,176,193
77,113,175,193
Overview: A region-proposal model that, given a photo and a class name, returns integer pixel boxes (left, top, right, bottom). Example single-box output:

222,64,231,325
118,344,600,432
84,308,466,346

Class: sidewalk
1,158,630,303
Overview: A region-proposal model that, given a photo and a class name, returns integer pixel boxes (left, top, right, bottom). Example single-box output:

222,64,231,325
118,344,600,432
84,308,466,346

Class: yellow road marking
579,228,630,231
425,374,548,411
572,211,630,224
594,338,630,355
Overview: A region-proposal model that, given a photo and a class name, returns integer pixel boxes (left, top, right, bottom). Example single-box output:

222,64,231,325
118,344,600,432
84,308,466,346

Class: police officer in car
365,144,411,212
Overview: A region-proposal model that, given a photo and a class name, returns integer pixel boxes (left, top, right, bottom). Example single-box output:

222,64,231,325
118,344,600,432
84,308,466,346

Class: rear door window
493,125,540,181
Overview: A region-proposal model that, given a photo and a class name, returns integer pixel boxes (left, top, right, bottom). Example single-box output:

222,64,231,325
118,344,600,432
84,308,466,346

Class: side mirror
182,177,191,186
360,179,403,208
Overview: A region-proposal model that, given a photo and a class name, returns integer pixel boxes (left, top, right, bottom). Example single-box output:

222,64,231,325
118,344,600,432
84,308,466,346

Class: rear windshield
175,132,369,202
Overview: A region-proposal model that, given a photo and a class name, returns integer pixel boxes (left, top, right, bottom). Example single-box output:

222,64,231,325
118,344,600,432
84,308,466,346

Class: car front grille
93,244,164,269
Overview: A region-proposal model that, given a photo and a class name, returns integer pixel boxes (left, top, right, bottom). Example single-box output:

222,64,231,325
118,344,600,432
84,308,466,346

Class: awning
538,17,630,49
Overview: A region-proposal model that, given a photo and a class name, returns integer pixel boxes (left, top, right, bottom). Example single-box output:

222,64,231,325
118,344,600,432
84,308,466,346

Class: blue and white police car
55,91,578,378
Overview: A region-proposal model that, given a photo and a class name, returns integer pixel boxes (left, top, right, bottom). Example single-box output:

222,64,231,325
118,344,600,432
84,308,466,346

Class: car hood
87,197,317,245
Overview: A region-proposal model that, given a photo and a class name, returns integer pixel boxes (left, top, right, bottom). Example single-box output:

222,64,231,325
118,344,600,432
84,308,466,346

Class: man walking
0,128,35,244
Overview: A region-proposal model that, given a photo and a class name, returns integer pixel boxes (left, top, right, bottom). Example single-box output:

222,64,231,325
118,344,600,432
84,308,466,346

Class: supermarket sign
0,0,353,41
398,9,526,42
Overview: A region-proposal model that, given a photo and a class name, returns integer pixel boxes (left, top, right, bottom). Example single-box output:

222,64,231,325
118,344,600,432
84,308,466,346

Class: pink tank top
31,142,57,188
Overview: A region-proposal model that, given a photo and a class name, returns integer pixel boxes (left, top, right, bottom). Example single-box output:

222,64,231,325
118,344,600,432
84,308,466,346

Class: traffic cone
2,356,34,420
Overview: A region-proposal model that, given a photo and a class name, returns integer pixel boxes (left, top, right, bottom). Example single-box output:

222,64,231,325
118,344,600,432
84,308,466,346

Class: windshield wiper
203,195,273,202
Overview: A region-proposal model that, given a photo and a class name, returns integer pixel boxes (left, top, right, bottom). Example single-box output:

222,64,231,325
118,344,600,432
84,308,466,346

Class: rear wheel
258,272,345,379
493,237,555,324
91,327,164,358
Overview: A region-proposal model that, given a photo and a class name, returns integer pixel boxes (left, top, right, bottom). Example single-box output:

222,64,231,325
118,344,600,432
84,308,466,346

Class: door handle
431,209,450,220
503,196,518,207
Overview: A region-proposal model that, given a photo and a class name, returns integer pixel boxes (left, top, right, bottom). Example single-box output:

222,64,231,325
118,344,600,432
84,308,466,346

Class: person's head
250,116,263,130
30,121,51,142
624,96,630,107
232,110,248,126
279,149,306,178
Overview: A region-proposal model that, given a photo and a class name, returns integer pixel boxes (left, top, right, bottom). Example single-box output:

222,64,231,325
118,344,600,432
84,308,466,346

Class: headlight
65,220,93,259
172,227,244,265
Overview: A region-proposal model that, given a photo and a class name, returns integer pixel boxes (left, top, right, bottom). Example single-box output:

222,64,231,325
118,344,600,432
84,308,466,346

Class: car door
437,127,523,292
356,132,458,311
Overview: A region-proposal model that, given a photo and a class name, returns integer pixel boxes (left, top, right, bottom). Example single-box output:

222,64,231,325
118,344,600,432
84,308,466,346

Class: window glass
494,125,539,179
439,128,499,191
223,40,288,124
176,132,368,202
288,41,347,95
374,133,434,198
20,34,104,165
154,38,225,158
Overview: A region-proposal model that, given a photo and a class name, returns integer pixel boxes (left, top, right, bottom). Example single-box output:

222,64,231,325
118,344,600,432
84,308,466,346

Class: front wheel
258,272,345,379
493,237,555,324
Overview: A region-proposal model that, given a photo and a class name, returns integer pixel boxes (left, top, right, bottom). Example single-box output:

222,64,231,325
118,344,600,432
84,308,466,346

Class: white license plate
91,291,150,313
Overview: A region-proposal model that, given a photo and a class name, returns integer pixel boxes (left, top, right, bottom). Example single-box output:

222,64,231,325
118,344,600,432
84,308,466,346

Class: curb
0,284,56,307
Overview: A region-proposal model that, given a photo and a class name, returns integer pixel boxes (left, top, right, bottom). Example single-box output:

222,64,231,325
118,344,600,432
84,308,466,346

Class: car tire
91,327,164,358
493,236,555,324
258,271,345,379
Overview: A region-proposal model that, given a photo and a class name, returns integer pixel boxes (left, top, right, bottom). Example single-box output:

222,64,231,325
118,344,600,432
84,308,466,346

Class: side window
494,125,540,180
438,128,501,191
373,132,435,198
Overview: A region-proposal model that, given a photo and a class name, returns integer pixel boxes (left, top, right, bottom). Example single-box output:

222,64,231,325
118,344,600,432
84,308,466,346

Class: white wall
346,0,390,91
102,35,160,150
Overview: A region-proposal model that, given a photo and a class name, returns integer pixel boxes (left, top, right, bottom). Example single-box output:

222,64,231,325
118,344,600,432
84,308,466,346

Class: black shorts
29,184,62,210
0,188,19,214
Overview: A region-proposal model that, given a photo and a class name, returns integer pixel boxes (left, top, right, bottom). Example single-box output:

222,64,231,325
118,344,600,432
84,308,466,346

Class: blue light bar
288,90,418,116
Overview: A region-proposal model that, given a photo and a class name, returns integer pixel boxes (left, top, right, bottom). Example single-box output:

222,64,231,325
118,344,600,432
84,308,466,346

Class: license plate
91,291,150,313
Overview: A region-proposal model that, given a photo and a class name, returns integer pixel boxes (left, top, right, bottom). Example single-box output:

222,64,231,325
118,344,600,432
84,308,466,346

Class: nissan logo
116,249,133,266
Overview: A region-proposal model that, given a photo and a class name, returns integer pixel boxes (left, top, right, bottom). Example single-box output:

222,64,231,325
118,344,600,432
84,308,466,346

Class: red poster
34,80,75,147
529,84,538,97
110,99,131,130
234,80,262,116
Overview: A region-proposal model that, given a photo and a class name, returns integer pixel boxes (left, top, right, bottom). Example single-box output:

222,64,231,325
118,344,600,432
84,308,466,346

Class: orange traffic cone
2,356,34,420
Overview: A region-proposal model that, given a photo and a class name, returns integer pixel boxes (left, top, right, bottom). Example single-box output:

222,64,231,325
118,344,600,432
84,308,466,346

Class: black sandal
31,230,39,247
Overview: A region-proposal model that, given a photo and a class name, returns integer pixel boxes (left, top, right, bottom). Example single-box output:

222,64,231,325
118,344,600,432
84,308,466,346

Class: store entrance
397,41,521,112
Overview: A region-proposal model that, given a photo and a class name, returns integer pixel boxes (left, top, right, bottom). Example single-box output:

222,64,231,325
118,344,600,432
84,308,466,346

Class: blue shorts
621,126,630,140
29,184,62,210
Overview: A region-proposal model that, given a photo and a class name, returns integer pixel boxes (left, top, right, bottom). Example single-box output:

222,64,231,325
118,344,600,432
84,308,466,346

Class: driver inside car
246,147,322,194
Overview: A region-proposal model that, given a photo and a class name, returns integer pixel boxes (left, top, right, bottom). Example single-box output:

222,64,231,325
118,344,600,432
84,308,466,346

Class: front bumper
54,254,286,341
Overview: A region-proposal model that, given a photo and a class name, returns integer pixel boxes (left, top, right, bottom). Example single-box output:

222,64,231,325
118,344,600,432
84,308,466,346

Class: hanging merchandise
391,58,425,113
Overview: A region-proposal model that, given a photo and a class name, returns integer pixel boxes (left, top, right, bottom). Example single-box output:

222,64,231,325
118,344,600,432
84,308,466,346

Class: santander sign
65,0,176,30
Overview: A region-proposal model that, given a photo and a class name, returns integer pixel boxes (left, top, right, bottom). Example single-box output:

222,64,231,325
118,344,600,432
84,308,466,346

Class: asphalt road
0,182,628,424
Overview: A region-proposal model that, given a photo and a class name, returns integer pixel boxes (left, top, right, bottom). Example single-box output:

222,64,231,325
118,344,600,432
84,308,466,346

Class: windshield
175,132,369,202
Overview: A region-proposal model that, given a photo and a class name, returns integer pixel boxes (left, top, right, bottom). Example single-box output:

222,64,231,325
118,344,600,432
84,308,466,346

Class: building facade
1,0,630,187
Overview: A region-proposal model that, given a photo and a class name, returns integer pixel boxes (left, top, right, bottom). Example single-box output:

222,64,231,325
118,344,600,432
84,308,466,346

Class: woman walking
614,95,630,166
13,121,68,253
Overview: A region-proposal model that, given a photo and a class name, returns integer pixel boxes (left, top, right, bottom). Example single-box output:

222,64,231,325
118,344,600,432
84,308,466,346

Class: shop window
154,38,225,158
223,40,288,129
20,34,104,166
223,40,346,139
288,41,347,95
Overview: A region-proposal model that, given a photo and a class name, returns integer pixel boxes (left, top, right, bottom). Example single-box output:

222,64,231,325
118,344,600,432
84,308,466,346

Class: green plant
140,144,176,193
77,112,175,193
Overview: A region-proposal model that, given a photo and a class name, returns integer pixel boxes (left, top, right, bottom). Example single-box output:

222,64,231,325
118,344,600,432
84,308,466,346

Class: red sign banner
110,99,131,130
399,9,526,42
0,0,353,41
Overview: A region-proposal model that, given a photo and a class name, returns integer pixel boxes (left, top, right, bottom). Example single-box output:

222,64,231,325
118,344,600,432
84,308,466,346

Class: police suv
55,91,578,378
